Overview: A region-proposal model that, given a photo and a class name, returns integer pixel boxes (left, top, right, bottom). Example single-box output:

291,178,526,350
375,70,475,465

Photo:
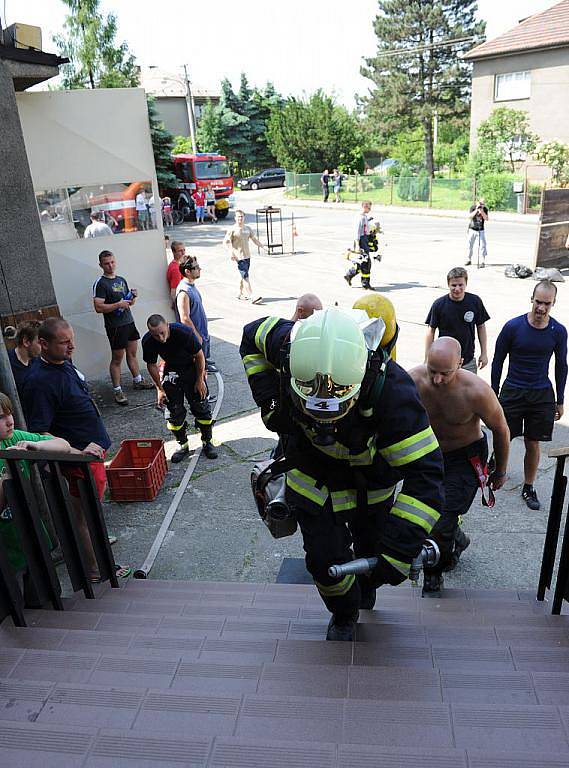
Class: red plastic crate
106,439,167,502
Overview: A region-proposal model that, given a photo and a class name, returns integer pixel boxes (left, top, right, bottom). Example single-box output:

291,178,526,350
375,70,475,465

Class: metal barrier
537,446,569,613
0,449,118,627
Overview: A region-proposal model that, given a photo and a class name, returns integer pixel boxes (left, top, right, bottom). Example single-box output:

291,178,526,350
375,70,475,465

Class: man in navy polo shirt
22,317,112,580
492,280,568,511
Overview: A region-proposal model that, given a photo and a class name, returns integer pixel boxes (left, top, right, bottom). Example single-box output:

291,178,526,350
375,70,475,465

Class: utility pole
183,64,198,154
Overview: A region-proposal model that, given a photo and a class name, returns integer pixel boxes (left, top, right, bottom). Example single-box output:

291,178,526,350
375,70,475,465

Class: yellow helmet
353,294,398,359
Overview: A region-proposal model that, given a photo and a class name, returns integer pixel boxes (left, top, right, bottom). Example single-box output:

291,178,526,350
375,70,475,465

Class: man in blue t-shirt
8,321,41,401
491,280,568,510
425,267,490,373
175,256,216,372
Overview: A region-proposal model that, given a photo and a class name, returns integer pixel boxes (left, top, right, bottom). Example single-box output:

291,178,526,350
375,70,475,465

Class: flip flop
252,296,264,304
108,535,117,546
115,565,132,578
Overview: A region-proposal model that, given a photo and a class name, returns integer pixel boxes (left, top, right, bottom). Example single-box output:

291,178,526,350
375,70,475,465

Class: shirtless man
409,337,510,595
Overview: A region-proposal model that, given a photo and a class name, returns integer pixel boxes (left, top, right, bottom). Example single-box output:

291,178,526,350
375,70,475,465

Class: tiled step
0,700,569,766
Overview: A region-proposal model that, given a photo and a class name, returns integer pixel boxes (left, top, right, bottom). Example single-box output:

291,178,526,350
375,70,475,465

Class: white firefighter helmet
289,308,367,422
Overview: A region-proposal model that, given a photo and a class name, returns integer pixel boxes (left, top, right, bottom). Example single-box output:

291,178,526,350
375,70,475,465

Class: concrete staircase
1,579,569,766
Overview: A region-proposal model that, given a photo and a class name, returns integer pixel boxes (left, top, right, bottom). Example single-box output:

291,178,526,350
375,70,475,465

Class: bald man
292,293,323,321
409,337,510,595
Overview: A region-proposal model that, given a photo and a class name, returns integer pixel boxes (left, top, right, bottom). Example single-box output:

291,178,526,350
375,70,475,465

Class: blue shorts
195,205,205,218
237,258,250,279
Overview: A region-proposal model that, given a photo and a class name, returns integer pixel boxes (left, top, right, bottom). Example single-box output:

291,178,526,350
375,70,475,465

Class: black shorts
499,384,556,441
106,322,140,351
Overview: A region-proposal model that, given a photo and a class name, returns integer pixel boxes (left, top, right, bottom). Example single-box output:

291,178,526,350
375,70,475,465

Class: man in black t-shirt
93,250,152,405
466,198,489,267
425,267,490,373
142,315,218,463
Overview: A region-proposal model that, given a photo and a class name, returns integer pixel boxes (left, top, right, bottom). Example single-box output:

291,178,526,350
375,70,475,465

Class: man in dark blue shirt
425,267,490,373
22,317,113,580
142,315,218,463
491,280,568,510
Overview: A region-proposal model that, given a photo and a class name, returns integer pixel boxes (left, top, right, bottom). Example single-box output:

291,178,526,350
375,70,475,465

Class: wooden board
534,188,569,269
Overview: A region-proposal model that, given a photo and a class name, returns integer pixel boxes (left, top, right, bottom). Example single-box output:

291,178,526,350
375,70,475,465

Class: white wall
16,88,171,380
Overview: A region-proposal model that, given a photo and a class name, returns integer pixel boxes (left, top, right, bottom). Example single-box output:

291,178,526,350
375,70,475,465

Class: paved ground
94,190,569,592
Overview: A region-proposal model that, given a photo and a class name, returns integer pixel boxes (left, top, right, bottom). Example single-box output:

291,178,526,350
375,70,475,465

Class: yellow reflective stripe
286,469,328,506
195,419,212,425
368,486,396,504
299,424,349,459
243,353,273,378
349,442,377,466
254,316,280,358
331,489,357,512
167,422,184,431
382,554,411,578
380,427,439,467
390,493,440,533
315,574,355,597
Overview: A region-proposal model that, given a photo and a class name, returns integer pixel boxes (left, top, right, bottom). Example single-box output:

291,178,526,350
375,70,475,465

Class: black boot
202,441,218,459
358,576,377,610
326,611,358,641
171,444,190,463
344,274,353,286
444,529,471,572
422,571,444,597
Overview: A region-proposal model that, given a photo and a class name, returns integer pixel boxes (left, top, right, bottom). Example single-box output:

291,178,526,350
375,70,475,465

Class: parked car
238,168,285,190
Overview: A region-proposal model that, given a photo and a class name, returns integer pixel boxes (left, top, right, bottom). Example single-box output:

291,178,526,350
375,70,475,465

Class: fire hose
328,539,440,586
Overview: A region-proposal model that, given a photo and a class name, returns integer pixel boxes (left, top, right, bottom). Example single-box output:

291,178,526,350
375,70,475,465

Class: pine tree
362,0,485,176
54,0,138,89
217,78,250,167
147,98,177,188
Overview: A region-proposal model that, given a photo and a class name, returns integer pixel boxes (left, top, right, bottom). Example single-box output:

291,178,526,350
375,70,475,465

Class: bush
476,173,517,210
411,170,430,201
397,166,413,200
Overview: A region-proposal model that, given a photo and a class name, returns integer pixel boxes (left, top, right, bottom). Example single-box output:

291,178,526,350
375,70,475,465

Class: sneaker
206,361,218,373
251,296,263,305
171,445,190,464
326,611,358,642
522,485,540,510
114,389,128,406
479,262,485,269
344,275,352,286
465,260,471,266
133,378,154,390
202,441,218,459
422,571,444,597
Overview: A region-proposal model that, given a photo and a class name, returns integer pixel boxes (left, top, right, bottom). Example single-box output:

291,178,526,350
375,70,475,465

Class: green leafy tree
361,0,485,176
267,91,364,173
54,0,138,89
476,107,539,173
535,141,569,187
196,100,226,153
147,98,176,188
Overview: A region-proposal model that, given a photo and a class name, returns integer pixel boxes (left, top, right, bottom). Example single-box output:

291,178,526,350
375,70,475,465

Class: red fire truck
163,153,234,221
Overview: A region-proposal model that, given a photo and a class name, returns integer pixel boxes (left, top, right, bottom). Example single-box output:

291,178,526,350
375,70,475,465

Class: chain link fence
285,172,545,214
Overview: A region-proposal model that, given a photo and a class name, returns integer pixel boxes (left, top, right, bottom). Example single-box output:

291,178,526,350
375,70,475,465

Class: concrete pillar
0,60,58,324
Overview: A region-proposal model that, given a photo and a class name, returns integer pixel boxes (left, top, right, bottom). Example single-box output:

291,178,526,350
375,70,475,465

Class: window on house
495,71,531,101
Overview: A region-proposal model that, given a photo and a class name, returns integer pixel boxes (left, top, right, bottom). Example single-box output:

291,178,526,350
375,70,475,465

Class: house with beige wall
464,0,569,178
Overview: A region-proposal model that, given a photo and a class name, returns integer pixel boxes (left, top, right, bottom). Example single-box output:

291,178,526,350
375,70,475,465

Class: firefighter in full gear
142,315,218,462
344,200,381,290
240,308,444,641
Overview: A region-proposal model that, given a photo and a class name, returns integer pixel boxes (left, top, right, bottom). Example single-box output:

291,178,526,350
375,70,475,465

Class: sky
8,0,559,106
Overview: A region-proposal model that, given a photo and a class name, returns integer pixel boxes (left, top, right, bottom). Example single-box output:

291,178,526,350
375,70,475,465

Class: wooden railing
538,446,569,613
0,450,118,627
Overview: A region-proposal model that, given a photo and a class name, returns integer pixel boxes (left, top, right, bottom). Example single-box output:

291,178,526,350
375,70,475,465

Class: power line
374,36,480,59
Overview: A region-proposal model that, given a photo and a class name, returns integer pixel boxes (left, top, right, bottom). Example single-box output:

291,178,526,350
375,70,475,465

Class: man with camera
466,198,489,268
